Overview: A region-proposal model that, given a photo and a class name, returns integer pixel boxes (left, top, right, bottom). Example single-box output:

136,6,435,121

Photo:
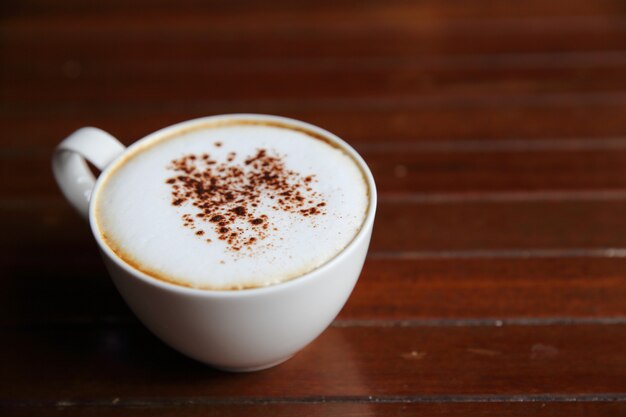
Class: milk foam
95,120,369,290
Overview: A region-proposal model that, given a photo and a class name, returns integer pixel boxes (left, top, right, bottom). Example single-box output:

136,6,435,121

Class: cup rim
89,113,377,298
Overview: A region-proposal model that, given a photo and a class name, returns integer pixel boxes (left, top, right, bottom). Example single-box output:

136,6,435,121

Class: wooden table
2,1,626,415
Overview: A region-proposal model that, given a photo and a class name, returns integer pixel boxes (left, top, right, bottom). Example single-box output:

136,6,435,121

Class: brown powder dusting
232,206,246,216
166,148,325,251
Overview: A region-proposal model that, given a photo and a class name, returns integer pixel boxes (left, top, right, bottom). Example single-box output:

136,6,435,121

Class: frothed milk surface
95,120,369,290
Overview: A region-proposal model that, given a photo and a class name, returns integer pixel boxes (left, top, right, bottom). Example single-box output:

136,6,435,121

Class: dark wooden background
2,0,626,415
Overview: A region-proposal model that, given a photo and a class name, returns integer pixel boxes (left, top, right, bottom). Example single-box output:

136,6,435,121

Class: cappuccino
94,118,369,290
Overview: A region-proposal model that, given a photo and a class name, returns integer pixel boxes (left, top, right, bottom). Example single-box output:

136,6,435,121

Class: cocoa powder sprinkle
165,148,325,251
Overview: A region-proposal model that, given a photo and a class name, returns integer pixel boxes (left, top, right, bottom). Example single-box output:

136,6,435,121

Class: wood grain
3,0,626,414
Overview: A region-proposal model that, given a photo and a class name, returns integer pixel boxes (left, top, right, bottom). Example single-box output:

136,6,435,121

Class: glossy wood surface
2,1,626,415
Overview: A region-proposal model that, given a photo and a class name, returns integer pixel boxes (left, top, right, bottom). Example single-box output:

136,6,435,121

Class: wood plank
6,52,626,80
4,1,626,37
2,324,625,399
6,147,626,198
5,0,625,19
372,199,626,252
4,32,625,64
368,149,626,193
5,62,626,105
2,256,626,326
4,103,626,149
3,402,626,417
344,258,626,320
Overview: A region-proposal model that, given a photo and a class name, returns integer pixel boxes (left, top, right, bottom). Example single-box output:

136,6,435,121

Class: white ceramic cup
52,114,377,371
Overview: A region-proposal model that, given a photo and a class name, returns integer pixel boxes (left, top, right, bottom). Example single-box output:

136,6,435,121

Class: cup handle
52,127,126,220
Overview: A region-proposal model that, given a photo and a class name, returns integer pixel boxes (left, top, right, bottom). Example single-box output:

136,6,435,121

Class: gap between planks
332,317,626,328
368,248,626,260
6,317,626,329
4,394,626,408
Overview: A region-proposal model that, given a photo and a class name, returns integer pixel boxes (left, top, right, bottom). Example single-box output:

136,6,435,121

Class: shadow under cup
61,114,377,371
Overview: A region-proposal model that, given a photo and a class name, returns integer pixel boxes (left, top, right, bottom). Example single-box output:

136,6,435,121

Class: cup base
212,354,294,372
